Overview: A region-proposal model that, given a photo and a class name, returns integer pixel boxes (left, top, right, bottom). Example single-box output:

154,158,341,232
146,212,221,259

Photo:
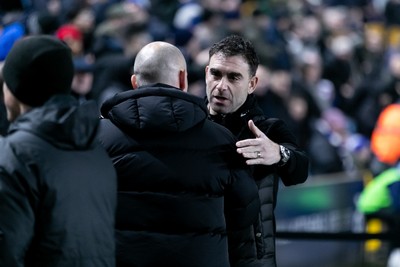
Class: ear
248,75,258,94
205,65,209,79
131,74,138,90
179,69,188,92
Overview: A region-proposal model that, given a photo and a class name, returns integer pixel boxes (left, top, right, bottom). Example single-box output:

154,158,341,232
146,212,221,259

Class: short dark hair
209,35,259,76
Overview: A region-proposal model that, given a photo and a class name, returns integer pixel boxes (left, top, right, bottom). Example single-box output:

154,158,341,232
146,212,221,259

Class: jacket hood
101,84,207,134
8,95,100,150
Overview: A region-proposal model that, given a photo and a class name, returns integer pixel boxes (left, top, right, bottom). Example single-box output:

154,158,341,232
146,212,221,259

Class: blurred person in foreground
205,35,309,267
97,41,260,267
358,105,400,267
0,35,117,267
357,162,400,267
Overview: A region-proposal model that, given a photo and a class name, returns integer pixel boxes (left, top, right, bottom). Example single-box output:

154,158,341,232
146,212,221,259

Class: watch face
280,145,290,163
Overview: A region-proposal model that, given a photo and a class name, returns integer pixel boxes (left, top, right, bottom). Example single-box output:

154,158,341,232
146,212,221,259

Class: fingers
235,120,268,165
240,151,261,159
236,120,265,148
248,120,265,138
245,158,264,165
236,141,259,153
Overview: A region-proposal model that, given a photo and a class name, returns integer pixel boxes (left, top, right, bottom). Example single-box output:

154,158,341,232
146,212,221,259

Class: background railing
275,172,398,267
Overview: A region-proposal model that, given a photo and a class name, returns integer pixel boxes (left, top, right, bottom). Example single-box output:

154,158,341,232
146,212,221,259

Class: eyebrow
209,67,243,77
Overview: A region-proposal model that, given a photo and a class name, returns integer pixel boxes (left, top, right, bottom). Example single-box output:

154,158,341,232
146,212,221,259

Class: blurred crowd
1,0,400,177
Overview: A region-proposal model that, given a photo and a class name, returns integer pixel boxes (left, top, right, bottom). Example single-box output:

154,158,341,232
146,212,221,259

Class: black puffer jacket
98,84,260,267
209,94,309,267
0,96,117,267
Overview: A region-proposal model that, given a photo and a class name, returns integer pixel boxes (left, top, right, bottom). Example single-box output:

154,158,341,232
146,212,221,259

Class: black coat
98,84,260,267
0,96,117,267
209,94,309,267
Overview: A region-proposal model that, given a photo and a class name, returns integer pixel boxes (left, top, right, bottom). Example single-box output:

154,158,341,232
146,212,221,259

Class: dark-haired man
205,35,309,266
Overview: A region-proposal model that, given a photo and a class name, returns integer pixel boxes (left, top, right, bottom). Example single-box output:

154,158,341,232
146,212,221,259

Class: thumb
248,120,265,138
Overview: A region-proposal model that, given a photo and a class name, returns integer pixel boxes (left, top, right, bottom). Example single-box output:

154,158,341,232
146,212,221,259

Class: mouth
212,95,229,105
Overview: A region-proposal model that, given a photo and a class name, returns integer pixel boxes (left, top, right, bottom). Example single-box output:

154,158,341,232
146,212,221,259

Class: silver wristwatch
278,145,291,166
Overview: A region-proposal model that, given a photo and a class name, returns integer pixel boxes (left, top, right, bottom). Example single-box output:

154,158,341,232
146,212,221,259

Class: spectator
0,35,117,267
71,56,94,103
307,108,350,175
370,103,400,174
0,61,8,136
0,13,25,61
90,22,152,106
56,23,84,56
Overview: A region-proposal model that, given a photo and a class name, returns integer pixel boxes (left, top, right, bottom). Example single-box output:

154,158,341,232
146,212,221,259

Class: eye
210,69,222,79
228,73,241,81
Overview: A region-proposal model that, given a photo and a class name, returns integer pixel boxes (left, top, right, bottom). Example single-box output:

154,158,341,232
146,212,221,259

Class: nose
216,77,229,91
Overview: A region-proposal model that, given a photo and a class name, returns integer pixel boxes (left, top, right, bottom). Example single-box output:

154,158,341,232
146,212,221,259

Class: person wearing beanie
0,35,117,267
2,34,74,116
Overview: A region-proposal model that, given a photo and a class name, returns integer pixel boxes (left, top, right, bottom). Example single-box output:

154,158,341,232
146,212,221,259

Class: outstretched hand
236,120,280,165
